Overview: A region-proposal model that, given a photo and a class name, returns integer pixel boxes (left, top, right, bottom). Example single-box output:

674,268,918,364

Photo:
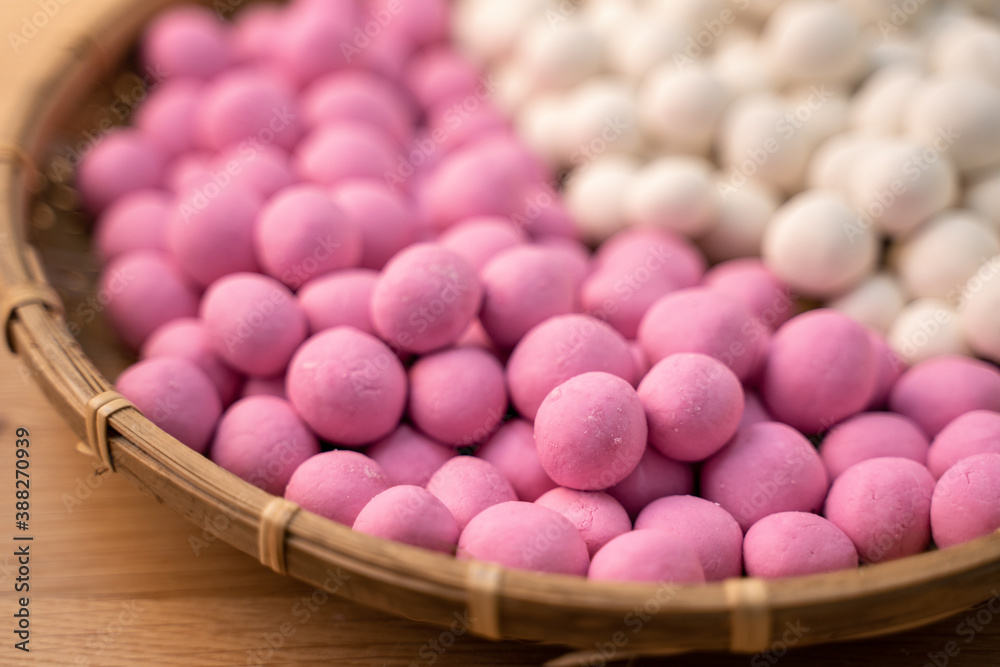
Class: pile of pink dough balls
83,0,1000,584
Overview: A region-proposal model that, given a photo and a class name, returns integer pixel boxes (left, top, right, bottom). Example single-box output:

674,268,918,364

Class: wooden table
2,0,1000,665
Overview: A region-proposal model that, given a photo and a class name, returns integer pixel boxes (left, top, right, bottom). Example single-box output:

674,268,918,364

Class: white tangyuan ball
453,0,548,65
868,37,925,72
929,17,1000,87
581,0,637,42
637,64,729,156
847,139,959,238
761,1,868,87
965,168,1000,231
904,76,1000,174
516,93,567,168
785,85,849,151
762,189,879,298
848,64,923,135
960,254,1000,362
699,179,779,262
713,39,776,98
888,299,970,364
558,78,644,166
896,210,1000,300
808,132,883,192
830,273,908,335
565,155,641,244
607,13,686,82
514,17,604,91
646,0,728,35
623,156,720,237
717,93,815,194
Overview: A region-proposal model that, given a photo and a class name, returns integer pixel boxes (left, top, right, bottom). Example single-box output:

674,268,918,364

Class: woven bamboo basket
3,0,1000,662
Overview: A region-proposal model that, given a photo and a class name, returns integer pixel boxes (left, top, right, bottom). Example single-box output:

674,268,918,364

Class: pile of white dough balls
453,0,1000,365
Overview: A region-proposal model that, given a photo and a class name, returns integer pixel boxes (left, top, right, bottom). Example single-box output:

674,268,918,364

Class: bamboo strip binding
259,498,301,575
76,390,138,472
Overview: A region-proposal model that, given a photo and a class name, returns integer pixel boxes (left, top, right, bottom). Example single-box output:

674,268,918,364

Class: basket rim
2,0,1000,657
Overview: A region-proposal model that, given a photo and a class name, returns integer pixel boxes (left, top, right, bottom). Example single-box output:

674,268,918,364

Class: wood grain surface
1,0,1000,665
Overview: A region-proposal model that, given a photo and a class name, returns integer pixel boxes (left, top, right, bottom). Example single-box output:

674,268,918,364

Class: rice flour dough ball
218,145,296,200
142,5,231,80
438,217,527,272
588,530,705,584
743,512,859,579
623,156,720,237
965,170,1000,229
286,327,406,446
534,372,647,491
477,420,556,502
201,273,307,378
408,346,507,447
701,422,829,532
297,269,378,336
302,70,416,146
295,123,398,188
889,355,1000,438
94,190,171,263
830,273,907,336
887,299,970,365
820,413,930,480
607,447,694,519
457,501,590,575
807,133,882,193
370,244,483,354
634,495,743,581
330,180,421,271
167,182,262,288
931,453,1000,549
427,457,518,531
506,314,637,421
699,179,778,263
927,410,1000,480
366,425,454,488
211,396,320,495
479,246,576,350
847,139,959,238
564,157,640,245
77,129,166,213
848,64,922,135
824,457,935,563
702,259,795,330
284,450,391,526
141,317,242,407
761,309,877,434
896,211,1000,301
353,485,460,554
638,354,744,463
557,78,644,163
116,357,221,454
535,488,631,557
960,254,1000,363
867,331,905,410
637,64,729,157
929,18,1000,88
100,250,200,350
273,1,356,86
761,0,867,86
636,288,765,383
197,68,301,151
762,190,879,299
905,77,1000,174
514,18,604,91
135,78,203,159
254,185,362,289
593,226,706,289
